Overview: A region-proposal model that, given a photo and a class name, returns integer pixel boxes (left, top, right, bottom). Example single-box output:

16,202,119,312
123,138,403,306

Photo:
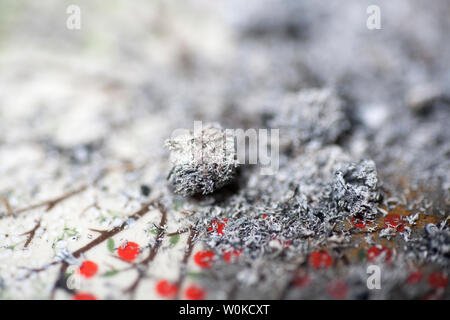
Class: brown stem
124,202,168,298
14,185,89,215
10,162,141,217
166,229,189,237
174,227,198,299
21,199,159,296
0,195,13,216
72,200,158,258
21,220,41,248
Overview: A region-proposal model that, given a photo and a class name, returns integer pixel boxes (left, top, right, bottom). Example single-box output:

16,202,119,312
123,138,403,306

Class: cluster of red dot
72,216,448,300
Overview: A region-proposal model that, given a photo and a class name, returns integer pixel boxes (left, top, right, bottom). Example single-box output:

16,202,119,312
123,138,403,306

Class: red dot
293,270,310,288
118,241,140,262
208,219,228,236
327,281,348,299
78,260,98,278
308,251,332,269
155,279,178,298
367,245,392,263
428,272,448,289
384,214,405,232
223,249,242,263
407,272,423,285
185,285,206,300
73,293,97,300
351,217,371,228
262,214,268,220
194,250,215,268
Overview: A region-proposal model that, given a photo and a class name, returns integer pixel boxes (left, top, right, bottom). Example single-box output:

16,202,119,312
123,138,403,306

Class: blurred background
1,0,449,169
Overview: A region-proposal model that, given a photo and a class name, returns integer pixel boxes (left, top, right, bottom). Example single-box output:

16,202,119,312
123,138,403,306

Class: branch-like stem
72,200,159,258
14,185,89,215
19,199,159,294
8,162,143,217
124,202,168,298
21,220,41,248
174,227,198,299
166,228,189,237
0,195,13,216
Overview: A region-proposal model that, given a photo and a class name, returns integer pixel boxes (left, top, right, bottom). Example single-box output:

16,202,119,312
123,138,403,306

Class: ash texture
165,123,238,197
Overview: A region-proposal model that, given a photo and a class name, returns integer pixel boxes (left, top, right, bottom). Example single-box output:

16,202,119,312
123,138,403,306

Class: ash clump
270,88,351,149
332,159,379,218
165,122,238,197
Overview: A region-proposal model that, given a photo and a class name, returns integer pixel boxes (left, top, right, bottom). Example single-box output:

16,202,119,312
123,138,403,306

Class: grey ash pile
165,123,238,197
165,89,390,298
166,82,449,298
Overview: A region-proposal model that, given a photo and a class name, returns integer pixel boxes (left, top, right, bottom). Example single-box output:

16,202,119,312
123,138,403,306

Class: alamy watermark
66,5,81,30
65,4,380,31
367,265,382,289
366,5,381,30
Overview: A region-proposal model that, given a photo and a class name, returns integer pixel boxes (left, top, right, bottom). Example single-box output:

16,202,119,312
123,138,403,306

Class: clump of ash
165,122,238,197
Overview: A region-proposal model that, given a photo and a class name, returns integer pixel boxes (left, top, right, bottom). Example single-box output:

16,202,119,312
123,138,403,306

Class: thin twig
21,220,41,248
166,229,189,237
0,195,13,216
124,202,168,298
174,227,198,299
14,185,88,215
9,162,142,217
72,200,159,258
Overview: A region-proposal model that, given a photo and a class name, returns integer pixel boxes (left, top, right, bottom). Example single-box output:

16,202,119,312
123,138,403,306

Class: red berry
208,219,228,236
223,249,242,263
118,241,140,262
78,260,98,278
407,272,423,285
185,285,206,300
384,214,405,232
293,270,310,288
73,293,97,300
194,250,215,268
327,281,348,299
308,251,332,269
155,279,178,298
367,246,392,263
428,272,448,289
